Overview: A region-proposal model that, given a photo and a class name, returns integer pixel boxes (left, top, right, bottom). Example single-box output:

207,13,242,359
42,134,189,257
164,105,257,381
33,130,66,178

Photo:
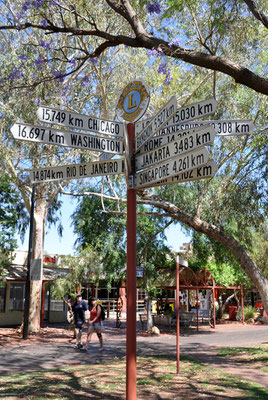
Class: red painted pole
213,287,216,329
176,256,180,373
196,289,199,332
126,123,137,400
241,286,245,325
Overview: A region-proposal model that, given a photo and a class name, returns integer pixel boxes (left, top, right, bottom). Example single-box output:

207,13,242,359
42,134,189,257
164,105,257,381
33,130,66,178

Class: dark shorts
75,321,84,330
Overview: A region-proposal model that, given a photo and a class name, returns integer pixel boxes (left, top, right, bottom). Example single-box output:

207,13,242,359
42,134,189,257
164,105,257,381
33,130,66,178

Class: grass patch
0,355,267,399
217,344,268,372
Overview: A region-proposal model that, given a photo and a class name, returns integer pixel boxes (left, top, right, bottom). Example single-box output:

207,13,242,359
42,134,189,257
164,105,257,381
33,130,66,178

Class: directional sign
99,152,114,161
135,96,177,152
37,106,123,137
11,123,123,155
135,125,216,171
143,159,217,188
136,267,144,278
138,125,214,155
135,97,218,136
135,147,210,189
30,159,125,183
158,119,254,137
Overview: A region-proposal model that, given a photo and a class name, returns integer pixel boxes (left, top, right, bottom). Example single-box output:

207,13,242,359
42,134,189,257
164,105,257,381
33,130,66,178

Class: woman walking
85,298,103,351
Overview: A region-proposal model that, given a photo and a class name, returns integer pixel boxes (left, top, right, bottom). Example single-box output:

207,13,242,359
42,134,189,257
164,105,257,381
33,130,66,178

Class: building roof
2,265,67,281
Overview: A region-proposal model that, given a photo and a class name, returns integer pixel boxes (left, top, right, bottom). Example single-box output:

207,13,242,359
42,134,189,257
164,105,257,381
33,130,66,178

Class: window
0,284,6,312
50,300,64,311
9,283,25,311
97,288,108,299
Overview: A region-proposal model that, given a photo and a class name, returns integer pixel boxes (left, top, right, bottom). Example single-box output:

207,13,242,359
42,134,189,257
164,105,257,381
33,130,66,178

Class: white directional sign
99,152,114,161
30,159,125,183
135,125,216,171
135,97,218,136
37,106,123,137
135,147,210,189
11,123,123,155
138,125,214,154
135,96,177,152
143,159,217,188
158,119,254,137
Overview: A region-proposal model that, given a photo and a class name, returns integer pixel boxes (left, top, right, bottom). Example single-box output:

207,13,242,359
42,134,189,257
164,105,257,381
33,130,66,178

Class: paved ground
0,318,267,388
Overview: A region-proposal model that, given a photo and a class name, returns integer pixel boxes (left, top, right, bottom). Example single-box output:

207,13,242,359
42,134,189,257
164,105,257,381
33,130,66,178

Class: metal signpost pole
126,122,137,400
176,255,180,373
23,184,35,340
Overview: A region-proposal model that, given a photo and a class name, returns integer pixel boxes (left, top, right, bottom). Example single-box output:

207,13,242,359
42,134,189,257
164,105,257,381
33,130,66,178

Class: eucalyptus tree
0,2,133,331
0,0,267,324
0,174,26,276
71,183,173,330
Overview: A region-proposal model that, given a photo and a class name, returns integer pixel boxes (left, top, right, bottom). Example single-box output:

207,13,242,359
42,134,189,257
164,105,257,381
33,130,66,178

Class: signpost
136,267,144,277
135,97,218,136
135,147,211,189
10,81,255,400
143,160,218,188
135,126,215,171
99,152,114,161
11,123,123,155
37,106,124,137
30,159,125,183
135,96,177,152
158,119,254,137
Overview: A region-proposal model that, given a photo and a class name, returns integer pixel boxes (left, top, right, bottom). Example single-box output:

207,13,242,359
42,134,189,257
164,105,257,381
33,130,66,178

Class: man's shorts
75,321,84,330
91,321,103,329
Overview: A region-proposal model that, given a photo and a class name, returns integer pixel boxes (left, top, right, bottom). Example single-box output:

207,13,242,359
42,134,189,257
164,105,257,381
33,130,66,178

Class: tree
0,174,25,276
72,187,173,330
0,0,267,94
0,0,267,324
50,246,102,300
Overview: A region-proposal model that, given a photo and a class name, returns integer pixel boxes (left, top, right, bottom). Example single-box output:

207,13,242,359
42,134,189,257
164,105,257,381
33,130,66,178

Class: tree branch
243,0,268,29
1,12,267,94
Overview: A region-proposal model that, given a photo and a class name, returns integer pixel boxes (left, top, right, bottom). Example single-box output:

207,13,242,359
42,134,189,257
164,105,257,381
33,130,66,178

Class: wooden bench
153,314,172,330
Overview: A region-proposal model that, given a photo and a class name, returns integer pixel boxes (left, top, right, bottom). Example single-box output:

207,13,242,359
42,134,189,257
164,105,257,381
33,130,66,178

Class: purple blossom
18,54,28,61
90,58,98,65
39,40,51,49
34,0,44,8
146,48,163,57
158,61,173,85
147,2,161,14
51,70,65,82
21,1,31,12
158,61,168,74
35,56,44,65
35,99,42,104
8,66,24,80
168,38,180,47
81,76,89,87
68,57,76,64
41,19,48,27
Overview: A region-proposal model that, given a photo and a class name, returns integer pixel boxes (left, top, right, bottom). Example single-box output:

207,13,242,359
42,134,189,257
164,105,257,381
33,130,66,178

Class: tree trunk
139,193,268,314
28,199,46,332
146,298,153,332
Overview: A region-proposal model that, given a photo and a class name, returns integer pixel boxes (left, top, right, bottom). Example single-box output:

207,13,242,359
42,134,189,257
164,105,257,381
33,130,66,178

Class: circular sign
116,79,150,123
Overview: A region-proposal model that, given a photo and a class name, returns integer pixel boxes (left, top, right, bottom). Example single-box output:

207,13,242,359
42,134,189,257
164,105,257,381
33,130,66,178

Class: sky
17,194,191,256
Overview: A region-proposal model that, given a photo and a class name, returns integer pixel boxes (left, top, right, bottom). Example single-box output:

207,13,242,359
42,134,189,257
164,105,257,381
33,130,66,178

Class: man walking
72,294,88,349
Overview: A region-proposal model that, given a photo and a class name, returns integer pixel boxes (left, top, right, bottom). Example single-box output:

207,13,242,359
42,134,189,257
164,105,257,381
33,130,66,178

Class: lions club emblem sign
116,80,150,123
